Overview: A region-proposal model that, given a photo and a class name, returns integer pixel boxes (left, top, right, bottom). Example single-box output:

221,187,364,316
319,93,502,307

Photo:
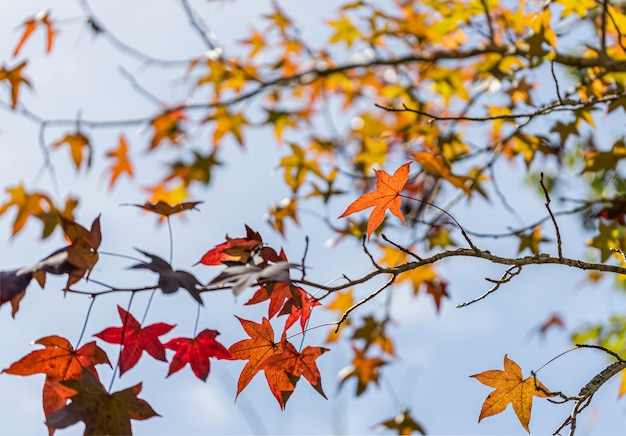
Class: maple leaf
228,317,283,397
0,269,32,317
0,183,53,235
425,280,449,313
352,316,395,356
130,249,204,304
93,306,175,375
338,346,387,396
209,262,300,296
246,282,295,318
13,10,57,56
267,197,299,235
203,107,249,146
43,378,79,433
47,369,158,434
471,355,553,433
164,329,232,381
279,288,321,333
2,336,111,381
131,200,202,218
339,162,411,240
197,224,270,266
536,313,565,337
328,14,361,47
56,216,102,288
0,61,32,108
376,408,426,435
412,151,472,196
50,131,92,171
105,134,134,189
516,226,551,255
149,108,186,150
325,289,354,343
262,340,328,400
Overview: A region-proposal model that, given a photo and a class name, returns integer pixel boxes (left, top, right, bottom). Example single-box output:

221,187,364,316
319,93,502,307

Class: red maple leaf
93,306,175,375
197,224,277,266
338,162,411,240
279,288,321,333
164,329,232,381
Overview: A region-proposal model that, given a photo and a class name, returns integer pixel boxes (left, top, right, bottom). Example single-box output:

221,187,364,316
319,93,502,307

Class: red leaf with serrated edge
228,317,282,396
164,329,232,381
246,282,294,318
2,335,111,381
279,288,321,333
93,306,175,375
262,341,328,399
338,162,411,240
197,224,266,266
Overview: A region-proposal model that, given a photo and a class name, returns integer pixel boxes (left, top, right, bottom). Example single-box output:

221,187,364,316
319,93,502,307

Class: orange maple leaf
50,131,92,171
13,11,57,56
228,317,283,397
412,151,472,196
471,355,553,433
105,135,134,189
339,162,411,240
0,61,32,108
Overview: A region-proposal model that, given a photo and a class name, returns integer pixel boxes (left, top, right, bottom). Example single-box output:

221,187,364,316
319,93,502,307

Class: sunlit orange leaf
203,107,249,146
149,108,186,150
279,143,323,192
46,369,158,434
620,370,626,398
0,61,32,108
0,183,53,235
13,11,57,56
241,27,266,59
105,135,134,189
338,346,387,396
471,355,553,433
50,131,92,171
228,317,283,397
412,151,472,196
267,197,299,235
325,289,354,343
2,335,111,381
339,162,411,240
262,340,328,400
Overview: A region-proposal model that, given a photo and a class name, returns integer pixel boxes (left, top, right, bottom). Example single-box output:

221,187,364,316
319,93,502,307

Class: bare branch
540,173,563,260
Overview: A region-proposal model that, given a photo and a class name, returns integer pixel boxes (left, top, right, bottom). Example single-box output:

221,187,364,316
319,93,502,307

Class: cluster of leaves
3,0,626,434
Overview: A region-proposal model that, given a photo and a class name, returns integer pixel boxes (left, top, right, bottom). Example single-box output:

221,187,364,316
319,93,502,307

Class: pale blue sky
1,1,625,435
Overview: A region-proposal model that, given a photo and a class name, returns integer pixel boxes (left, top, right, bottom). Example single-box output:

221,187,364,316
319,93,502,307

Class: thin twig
381,234,422,261
457,264,521,307
540,172,563,260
